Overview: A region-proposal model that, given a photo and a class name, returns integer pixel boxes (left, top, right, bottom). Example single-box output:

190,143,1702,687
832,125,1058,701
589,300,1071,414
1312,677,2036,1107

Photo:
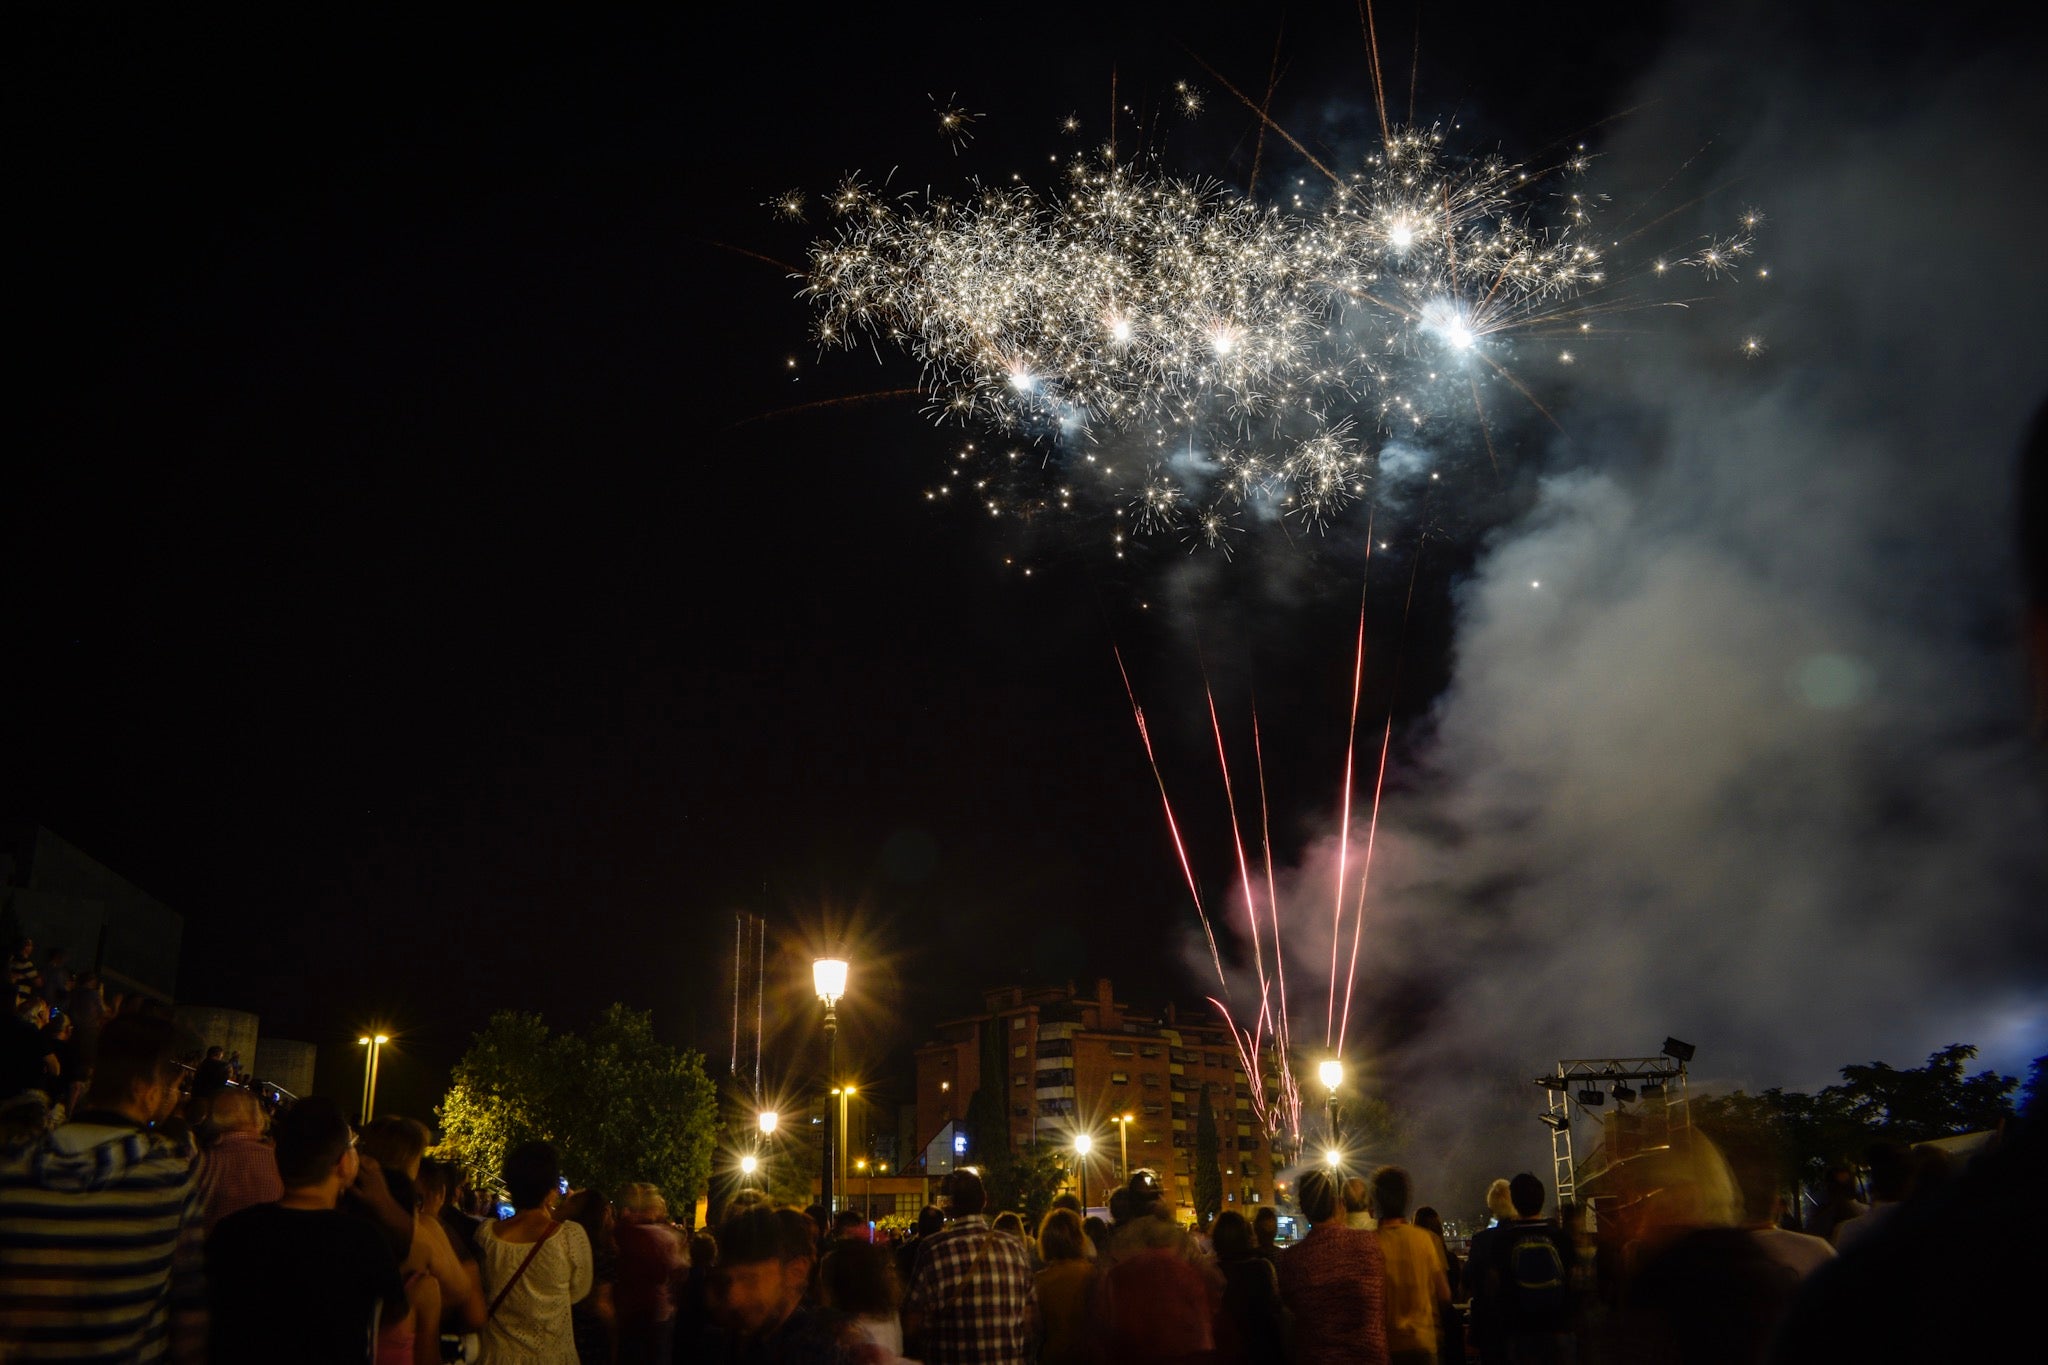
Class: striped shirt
0,1114,206,1362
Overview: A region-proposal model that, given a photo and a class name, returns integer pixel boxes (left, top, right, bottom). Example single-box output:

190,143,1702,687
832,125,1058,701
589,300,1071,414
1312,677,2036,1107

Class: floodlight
1611,1083,1636,1103
1540,1113,1569,1132
1576,1088,1605,1107
1661,1037,1696,1064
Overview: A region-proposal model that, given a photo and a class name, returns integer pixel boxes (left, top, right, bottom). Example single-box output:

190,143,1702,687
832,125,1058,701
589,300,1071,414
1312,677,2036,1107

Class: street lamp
758,1110,779,1136
833,1084,858,1213
356,1034,390,1121
740,1154,759,1185
1111,1112,1135,1182
1318,1057,1344,1148
1074,1133,1094,1212
856,1157,872,1220
813,954,849,1211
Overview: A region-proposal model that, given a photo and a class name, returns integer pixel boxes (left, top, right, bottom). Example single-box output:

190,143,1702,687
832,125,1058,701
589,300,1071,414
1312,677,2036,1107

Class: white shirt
474,1218,593,1364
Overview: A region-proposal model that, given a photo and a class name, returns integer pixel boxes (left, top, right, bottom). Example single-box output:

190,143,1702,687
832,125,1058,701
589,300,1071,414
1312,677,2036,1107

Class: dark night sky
11,2,2037,1135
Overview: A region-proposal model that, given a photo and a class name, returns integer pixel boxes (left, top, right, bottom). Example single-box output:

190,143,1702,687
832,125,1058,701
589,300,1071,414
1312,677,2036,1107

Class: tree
437,1004,719,1219
1193,1085,1224,1228
964,1017,1014,1189
1833,1044,2018,1141
986,1141,1070,1227
2024,1057,2046,1118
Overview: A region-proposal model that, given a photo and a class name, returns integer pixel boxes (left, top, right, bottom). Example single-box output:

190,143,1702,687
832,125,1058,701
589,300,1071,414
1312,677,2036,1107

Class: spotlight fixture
1662,1037,1696,1064
1535,1076,1569,1091
1576,1088,1606,1107
1611,1082,1636,1102
1540,1113,1569,1132
1639,1081,1666,1099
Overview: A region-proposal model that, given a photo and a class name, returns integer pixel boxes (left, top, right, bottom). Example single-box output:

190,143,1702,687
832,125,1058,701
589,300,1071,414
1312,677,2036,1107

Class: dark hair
992,1211,1024,1238
358,1116,431,1174
820,1240,900,1315
1864,1141,1914,1202
1038,1207,1086,1263
689,1230,718,1270
1413,1206,1444,1236
1124,1167,1165,1214
273,1096,354,1187
1253,1205,1278,1242
1211,1208,1254,1259
503,1141,562,1210
947,1169,988,1215
1297,1169,1340,1224
1372,1165,1413,1221
416,1157,455,1201
916,1204,944,1237
1107,1188,1131,1223
1509,1172,1545,1218
1083,1214,1110,1254
1051,1192,1083,1215
833,1209,866,1231
83,1013,187,1108
562,1188,614,1255
722,1206,805,1267
778,1207,820,1259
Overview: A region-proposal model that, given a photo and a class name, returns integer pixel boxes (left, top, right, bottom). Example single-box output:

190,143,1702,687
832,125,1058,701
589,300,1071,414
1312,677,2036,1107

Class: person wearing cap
902,1167,1036,1364
1091,1167,1223,1362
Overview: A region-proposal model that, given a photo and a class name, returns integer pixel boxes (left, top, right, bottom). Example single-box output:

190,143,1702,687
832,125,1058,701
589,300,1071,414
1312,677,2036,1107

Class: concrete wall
252,1038,317,1098
173,1005,259,1066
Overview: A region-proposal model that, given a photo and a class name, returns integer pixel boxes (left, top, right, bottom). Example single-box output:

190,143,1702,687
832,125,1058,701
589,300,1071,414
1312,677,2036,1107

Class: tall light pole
1074,1133,1093,1212
833,1085,857,1213
813,954,848,1212
1112,1112,1135,1182
856,1157,873,1220
740,1154,759,1188
1318,1057,1344,1152
356,1034,389,1121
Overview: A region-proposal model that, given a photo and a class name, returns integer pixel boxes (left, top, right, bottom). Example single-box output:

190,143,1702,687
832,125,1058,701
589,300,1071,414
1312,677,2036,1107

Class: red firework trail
1115,647,1228,990
1328,507,1377,1047
1204,676,1270,1046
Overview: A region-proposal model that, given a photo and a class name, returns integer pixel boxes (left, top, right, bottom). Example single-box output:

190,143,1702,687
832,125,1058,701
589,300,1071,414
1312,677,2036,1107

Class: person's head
1253,1204,1279,1247
358,1115,431,1179
210,1087,264,1136
205,1046,225,1061
81,1012,188,1124
1083,1214,1110,1253
945,1168,988,1216
17,997,49,1029
46,947,65,966
1107,1187,1131,1224
1341,1176,1371,1216
562,1188,614,1245
503,1140,563,1212
916,1203,944,1237
273,1096,357,1198
992,1210,1025,1239
804,1203,830,1239
781,1206,821,1259
1296,1168,1340,1225
11,937,31,958
1211,1208,1254,1260
415,1157,455,1213
725,1187,772,1223
1038,1206,1087,1263
1509,1172,1546,1218
819,1238,900,1317
716,1206,813,1336
1371,1166,1412,1222
689,1230,718,1272
1124,1168,1166,1220
618,1181,668,1223
833,1208,867,1236
1051,1191,1083,1216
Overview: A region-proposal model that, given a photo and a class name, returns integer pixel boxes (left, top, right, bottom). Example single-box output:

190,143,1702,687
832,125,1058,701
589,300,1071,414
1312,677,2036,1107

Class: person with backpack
1481,1173,1574,1365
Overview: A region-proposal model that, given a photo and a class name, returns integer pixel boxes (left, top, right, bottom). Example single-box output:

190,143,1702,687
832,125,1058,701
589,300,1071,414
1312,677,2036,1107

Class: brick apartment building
913,978,1282,1219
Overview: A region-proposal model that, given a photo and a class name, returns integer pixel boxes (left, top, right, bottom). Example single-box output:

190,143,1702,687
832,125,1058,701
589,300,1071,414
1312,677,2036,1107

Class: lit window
1111,1071,1129,1084
1014,1045,1028,1058
1012,1016,1026,1030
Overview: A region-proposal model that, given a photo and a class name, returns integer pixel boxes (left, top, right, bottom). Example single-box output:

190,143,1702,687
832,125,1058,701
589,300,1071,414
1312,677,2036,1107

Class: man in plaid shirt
903,1168,1036,1364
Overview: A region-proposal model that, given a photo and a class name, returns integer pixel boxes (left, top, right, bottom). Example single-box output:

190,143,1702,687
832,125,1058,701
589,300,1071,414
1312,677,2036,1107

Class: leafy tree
2024,1057,2046,1118
964,1017,1014,1190
1833,1044,2018,1140
986,1141,1071,1227
1193,1085,1224,1228
437,1004,718,1219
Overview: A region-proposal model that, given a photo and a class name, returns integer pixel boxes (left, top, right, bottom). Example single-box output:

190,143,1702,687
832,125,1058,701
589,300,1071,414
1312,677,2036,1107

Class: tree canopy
437,1003,718,1217
1193,1085,1223,1228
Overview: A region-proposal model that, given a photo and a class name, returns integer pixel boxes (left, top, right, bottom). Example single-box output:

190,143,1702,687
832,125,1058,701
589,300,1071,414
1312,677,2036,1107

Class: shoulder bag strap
488,1221,562,1319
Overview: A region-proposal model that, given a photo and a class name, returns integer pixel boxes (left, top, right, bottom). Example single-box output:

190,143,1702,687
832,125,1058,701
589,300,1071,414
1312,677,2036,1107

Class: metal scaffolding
1537,1054,1691,1205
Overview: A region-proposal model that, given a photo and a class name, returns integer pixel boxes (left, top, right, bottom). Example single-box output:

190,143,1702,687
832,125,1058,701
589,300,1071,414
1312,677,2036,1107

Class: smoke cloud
1193,8,2048,1204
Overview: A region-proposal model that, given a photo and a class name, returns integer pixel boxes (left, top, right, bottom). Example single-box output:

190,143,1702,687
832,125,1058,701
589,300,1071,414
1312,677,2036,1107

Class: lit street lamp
356,1033,390,1121
813,954,849,1212
758,1110,779,1136
1074,1133,1094,1212
740,1154,759,1186
832,1085,858,1212
1111,1112,1135,1182
1318,1057,1344,1150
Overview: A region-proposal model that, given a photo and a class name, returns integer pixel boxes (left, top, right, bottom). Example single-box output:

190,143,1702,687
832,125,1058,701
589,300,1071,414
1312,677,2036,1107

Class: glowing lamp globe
740,1155,758,1176
758,1111,779,1136
812,956,849,1005
1074,1133,1093,1157
1318,1059,1344,1093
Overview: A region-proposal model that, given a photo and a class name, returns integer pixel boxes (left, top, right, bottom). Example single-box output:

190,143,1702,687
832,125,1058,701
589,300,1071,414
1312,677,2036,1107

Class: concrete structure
253,1037,317,1098
914,979,1281,1219
0,824,183,1001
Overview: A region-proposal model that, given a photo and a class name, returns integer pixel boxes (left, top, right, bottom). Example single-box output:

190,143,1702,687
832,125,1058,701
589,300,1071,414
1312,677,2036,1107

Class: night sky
11,1,2044,1153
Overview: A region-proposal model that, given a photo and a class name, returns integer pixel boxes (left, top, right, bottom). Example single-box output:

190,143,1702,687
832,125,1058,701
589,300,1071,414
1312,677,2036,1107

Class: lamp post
813,954,848,1212
835,1085,857,1213
355,1034,390,1122
1112,1112,1135,1182
1074,1133,1093,1212
740,1154,759,1188
1317,1057,1344,1151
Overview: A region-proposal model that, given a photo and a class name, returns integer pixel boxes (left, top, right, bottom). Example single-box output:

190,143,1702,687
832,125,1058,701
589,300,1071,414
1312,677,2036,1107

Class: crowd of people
0,996,2042,1363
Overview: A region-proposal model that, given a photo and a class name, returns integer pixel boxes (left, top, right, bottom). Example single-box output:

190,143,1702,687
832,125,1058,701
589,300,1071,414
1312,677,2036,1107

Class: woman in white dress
474,1141,592,1364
